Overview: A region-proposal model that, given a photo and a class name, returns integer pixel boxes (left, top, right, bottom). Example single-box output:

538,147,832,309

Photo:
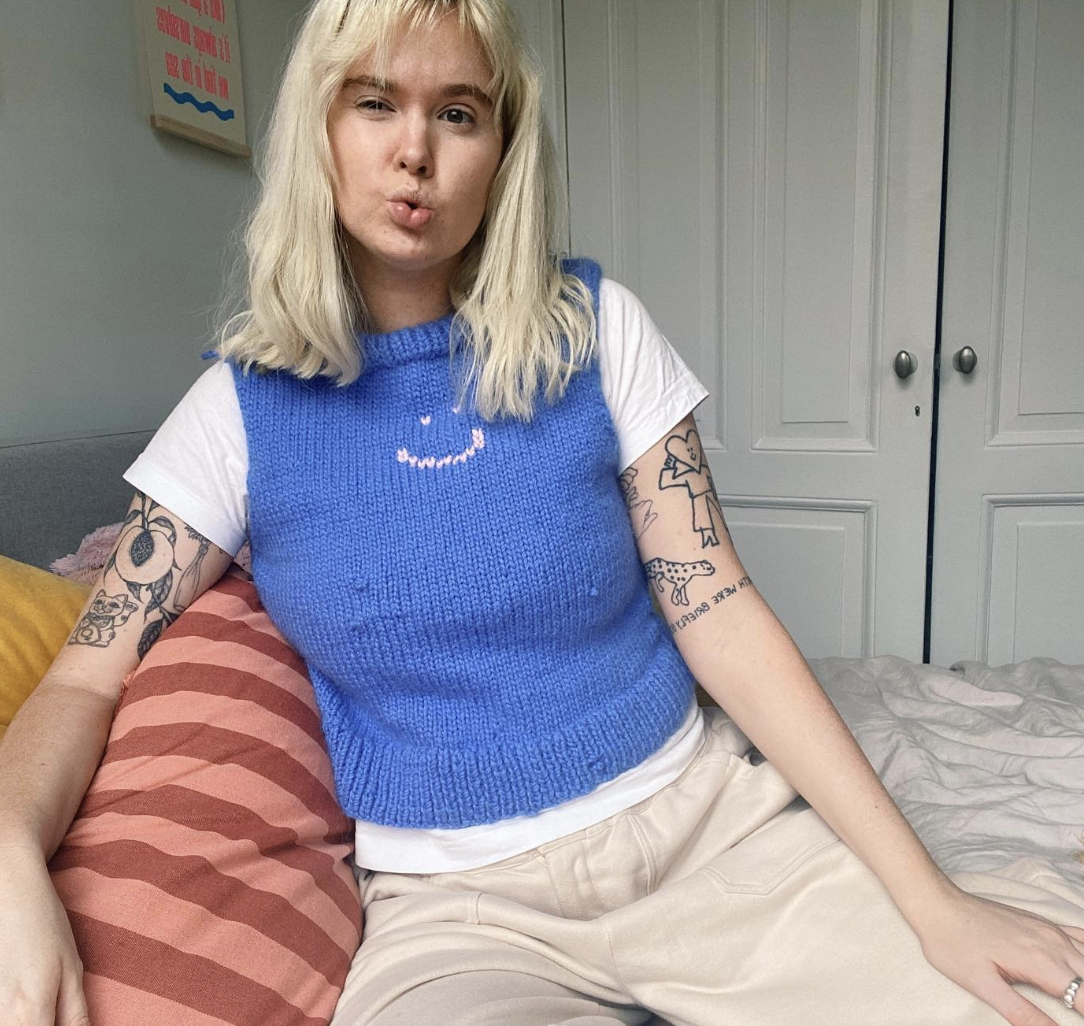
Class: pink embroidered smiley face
396,406,486,470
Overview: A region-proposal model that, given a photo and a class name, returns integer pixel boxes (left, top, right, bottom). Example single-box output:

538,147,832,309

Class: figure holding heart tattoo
658,428,730,547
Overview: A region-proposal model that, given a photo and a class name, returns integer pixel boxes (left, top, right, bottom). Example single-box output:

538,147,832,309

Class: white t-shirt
125,278,711,872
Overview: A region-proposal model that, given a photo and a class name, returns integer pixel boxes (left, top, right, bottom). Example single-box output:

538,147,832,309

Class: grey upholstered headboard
0,431,154,569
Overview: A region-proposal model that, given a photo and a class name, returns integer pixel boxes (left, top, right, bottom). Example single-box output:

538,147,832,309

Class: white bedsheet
809,655,1084,886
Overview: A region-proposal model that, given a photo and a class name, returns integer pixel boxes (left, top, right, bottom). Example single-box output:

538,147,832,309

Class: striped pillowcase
49,567,362,1026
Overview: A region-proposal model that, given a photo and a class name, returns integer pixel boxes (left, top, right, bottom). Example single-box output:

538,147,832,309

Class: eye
440,107,475,126
355,97,391,112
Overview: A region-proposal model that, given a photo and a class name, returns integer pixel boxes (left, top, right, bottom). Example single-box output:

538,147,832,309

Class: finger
1060,924,1084,944
982,978,1060,1026
1062,970,1084,1013
54,963,90,1026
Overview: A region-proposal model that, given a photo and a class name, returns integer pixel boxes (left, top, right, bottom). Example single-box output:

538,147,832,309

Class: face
327,15,504,295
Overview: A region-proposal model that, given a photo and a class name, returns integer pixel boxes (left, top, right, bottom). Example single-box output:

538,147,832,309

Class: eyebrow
341,74,494,110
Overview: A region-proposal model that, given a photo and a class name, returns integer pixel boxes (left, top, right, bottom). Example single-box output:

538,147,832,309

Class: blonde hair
214,0,595,421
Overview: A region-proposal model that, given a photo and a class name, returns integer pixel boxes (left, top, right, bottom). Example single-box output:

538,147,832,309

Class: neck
356,257,458,334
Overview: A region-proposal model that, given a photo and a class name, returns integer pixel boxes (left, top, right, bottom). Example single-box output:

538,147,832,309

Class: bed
2,432,1082,1025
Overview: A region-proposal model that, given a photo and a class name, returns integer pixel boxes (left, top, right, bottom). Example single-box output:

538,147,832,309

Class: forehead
343,14,493,85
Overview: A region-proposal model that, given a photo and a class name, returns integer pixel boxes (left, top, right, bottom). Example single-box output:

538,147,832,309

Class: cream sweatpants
329,707,1084,1026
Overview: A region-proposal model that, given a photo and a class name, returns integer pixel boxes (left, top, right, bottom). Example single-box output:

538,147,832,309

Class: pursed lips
388,190,434,229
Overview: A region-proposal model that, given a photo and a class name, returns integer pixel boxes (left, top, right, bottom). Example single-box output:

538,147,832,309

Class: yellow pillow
0,555,90,726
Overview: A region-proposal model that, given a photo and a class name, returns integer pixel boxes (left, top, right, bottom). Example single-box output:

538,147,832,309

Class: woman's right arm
0,490,235,1026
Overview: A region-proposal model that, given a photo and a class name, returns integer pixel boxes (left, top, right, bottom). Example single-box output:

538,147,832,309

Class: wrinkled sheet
809,655,1084,886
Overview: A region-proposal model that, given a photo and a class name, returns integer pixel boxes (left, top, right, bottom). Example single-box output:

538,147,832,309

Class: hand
0,844,90,1026
913,883,1084,1025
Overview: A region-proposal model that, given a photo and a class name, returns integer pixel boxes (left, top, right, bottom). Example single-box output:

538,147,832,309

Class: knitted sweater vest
231,259,695,828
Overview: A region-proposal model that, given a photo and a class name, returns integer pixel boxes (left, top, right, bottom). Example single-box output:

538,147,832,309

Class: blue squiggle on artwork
163,82,235,122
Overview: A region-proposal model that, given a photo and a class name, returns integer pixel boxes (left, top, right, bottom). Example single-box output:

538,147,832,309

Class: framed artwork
139,0,249,158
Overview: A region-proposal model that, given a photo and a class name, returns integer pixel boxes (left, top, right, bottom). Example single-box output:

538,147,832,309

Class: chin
372,247,462,278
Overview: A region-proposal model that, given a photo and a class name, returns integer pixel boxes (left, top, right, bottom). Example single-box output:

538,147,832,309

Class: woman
1,1,1082,1024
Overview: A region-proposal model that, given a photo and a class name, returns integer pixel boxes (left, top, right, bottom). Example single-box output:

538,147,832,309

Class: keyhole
914,406,921,417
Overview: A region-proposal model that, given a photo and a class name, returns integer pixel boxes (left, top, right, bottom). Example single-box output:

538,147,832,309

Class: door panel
930,0,1084,665
565,0,947,660
723,500,875,657
983,502,1084,666
563,0,725,451
505,0,567,205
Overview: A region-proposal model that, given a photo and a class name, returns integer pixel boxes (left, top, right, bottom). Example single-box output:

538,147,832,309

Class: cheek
459,152,502,224
328,126,376,207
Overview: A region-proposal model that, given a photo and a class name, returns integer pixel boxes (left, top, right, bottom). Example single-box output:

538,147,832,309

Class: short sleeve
597,278,710,472
123,361,249,556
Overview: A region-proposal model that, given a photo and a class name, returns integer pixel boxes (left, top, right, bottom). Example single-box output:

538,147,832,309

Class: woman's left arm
624,410,1084,1026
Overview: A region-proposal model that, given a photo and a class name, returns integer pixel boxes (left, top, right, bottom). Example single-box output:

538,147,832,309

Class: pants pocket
703,802,842,896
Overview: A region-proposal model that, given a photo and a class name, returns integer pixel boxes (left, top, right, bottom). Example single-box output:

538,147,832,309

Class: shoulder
559,256,603,287
596,276,667,358
558,257,604,317
151,362,246,465
151,360,241,426
599,277,653,331
191,359,239,401
554,259,655,338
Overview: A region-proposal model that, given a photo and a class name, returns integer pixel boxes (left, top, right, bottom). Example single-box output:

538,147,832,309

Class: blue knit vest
231,259,695,828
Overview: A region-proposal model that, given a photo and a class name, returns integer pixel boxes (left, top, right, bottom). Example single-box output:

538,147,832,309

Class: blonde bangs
214,0,595,420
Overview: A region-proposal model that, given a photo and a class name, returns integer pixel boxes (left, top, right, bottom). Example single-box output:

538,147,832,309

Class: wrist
890,868,965,936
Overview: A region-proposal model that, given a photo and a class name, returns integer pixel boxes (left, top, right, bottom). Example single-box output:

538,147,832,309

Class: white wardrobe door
564,0,947,660
931,0,1084,666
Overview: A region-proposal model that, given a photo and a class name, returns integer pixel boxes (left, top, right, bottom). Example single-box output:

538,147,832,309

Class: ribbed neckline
359,311,456,369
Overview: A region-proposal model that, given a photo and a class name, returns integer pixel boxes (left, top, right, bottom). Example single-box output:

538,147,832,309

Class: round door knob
893,350,918,379
952,346,978,375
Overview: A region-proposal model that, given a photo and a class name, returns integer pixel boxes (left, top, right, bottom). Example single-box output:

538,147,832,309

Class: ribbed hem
320,656,694,829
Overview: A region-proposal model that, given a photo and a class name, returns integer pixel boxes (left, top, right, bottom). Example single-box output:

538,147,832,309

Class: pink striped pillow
49,567,362,1026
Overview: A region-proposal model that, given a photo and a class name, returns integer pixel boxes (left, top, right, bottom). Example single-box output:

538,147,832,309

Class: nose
394,113,433,177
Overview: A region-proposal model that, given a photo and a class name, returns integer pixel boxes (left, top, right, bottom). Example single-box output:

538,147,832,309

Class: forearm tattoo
618,467,658,540
68,494,211,658
646,564,753,635
709,575,753,606
657,429,730,547
644,557,716,606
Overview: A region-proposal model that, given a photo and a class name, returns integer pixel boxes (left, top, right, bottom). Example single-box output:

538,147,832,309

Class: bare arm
626,413,950,921
0,491,234,858
626,412,1084,1026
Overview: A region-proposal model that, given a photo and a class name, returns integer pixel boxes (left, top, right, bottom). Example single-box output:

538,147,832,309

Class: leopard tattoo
643,558,716,607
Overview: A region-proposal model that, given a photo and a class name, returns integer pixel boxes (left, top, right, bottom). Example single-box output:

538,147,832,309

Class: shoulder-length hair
214,0,595,421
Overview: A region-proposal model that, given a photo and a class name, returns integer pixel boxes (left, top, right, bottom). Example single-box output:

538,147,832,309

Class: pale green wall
0,0,307,443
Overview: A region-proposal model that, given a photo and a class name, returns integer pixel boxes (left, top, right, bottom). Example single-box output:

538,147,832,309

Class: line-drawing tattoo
710,575,753,605
618,467,658,539
668,602,711,634
643,557,715,606
69,591,139,647
657,430,730,548
175,526,211,609
666,576,753,634
67,493,212,658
